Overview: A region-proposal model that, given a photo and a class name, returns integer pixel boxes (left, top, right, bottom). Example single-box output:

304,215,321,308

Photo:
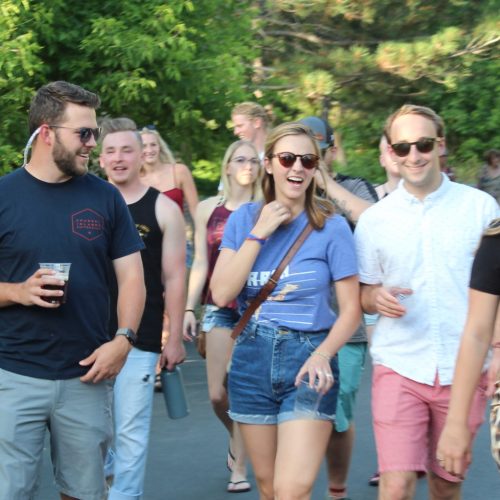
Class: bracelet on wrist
491,341,500,349
185,309,195,314
246,233,267,246
311,350,331,362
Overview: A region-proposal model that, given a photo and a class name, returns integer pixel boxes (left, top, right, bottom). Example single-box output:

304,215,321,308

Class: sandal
227,480,251,493
154,373,162,393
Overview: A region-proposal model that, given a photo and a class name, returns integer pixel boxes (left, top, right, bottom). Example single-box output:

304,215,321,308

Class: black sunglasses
391,138,438,157
269,152,319,170
49,125,101,144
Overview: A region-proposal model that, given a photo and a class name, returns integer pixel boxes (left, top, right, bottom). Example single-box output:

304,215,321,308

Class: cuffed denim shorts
201,304,239,333
228,322,339,425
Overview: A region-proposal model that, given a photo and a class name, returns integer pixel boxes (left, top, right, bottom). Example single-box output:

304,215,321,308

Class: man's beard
53,134,88,178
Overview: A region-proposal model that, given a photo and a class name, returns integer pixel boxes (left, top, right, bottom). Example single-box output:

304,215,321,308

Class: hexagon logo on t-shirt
72,208,104,241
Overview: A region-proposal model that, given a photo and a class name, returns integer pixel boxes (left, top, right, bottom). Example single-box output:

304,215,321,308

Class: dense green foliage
0,0,256,188
255,0,500,183
0,0,498,190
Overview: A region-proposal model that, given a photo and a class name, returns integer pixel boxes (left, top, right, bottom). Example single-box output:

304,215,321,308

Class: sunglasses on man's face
390,138,438,158
269,152,319,170
49,125,101,144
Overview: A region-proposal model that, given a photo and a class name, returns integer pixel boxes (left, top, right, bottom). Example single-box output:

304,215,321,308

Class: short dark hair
484,149,500,165
28,81,100,134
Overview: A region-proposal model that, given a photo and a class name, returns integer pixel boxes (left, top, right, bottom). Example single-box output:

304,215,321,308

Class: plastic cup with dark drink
39,263,71,304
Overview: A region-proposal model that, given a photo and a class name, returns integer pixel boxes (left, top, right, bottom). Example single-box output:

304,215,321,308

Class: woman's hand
251,201,291,239
183,310,197,342
295,352,334,394
436,422,471,479
314,162,329,190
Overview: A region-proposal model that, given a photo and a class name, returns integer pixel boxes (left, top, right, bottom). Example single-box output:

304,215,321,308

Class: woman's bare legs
206,326,247,484
275,420,332,499
239,423,277,500
240,419,332,500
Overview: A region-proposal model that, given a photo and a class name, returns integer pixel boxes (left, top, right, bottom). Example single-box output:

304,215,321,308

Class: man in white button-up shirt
355,104,499,500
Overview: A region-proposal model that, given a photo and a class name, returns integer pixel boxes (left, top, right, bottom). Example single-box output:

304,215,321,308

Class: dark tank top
202,203,236,308
109,188,164,352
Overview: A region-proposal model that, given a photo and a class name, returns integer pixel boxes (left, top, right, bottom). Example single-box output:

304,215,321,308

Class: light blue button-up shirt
355,175,500,385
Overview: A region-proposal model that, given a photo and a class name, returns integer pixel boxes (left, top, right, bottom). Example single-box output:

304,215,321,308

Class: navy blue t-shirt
0,168,144,379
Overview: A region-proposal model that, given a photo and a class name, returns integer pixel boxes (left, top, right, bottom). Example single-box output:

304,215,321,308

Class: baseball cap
298,116,334,150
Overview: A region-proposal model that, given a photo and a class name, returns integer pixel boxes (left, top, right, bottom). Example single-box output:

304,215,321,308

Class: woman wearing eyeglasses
210,122,361,500
437,218,500,476
184,140,261,493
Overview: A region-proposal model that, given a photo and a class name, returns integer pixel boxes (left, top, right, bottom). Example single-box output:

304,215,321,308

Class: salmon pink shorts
372,365,487,482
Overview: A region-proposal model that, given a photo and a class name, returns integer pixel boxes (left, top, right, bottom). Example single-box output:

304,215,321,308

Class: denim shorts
228,322,339,425
201,304,239,333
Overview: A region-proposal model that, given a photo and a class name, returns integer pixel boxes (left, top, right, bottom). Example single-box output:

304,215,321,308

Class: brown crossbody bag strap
231,223,313,340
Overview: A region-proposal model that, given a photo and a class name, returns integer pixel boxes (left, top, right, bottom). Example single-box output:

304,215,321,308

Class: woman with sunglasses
184,140,261,493
437,218,500,476
211,122,361,499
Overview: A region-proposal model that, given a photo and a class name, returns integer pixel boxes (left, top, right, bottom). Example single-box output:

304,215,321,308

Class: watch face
117,328,137,345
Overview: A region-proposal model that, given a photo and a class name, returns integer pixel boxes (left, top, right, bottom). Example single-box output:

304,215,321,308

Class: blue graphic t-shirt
221,202,358,332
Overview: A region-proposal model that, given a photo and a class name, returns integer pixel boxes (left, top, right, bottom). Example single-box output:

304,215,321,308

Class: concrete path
36,342,500,499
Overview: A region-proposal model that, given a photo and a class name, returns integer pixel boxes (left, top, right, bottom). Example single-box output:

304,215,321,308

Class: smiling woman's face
266,133,317,206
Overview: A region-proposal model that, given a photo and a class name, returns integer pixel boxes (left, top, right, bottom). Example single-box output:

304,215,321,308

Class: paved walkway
37,342,499,499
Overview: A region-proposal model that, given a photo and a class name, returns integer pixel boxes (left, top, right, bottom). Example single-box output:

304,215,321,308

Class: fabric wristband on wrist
246,233,267,245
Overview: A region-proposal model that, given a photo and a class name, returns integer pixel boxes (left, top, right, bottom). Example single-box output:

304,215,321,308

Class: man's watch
115,328,137,346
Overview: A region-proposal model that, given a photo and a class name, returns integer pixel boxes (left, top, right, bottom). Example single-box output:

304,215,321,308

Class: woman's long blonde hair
139,127,176,164
263,122,334,230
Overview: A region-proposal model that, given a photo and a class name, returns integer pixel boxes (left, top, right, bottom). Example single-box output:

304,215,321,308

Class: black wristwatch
115,327,137,346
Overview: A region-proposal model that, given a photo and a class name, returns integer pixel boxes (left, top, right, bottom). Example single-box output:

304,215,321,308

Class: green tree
0,0,43,174
0,0,258,195
253,0,500,183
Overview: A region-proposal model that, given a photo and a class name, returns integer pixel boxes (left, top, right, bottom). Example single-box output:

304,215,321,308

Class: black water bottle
160,366,189,419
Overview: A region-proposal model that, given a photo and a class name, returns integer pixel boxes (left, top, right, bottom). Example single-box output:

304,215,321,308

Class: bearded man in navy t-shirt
0,81,146,500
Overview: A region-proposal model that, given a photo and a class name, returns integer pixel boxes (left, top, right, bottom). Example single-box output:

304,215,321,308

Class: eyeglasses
231,156,260,166
269,152,319,170
391,138,438,157
49,125,101,144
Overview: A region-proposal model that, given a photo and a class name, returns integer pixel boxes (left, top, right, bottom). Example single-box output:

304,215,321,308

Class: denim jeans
228,322,339,425
105,348,159,500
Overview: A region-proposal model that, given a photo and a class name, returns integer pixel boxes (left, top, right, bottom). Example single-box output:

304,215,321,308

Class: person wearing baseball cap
299,116,377,500
298,116,376,226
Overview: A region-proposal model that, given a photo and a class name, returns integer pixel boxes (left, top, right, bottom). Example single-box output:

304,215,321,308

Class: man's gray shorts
0,367,113,500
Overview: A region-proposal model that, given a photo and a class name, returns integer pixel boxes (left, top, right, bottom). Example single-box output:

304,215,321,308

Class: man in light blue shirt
355,104,499,500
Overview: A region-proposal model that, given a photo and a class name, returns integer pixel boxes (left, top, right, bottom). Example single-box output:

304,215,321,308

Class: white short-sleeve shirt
354,175,500,385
